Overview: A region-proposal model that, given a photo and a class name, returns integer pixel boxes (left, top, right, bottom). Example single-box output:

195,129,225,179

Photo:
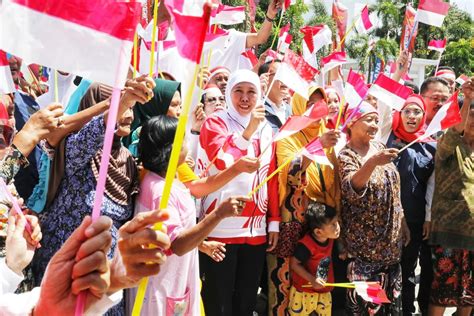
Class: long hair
138,115,178,175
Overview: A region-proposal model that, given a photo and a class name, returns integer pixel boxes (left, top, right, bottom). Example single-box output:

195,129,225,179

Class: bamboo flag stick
397,134,428,153
336,15,361,51
270,12,284,50
133,31,139,78
149,0,159,76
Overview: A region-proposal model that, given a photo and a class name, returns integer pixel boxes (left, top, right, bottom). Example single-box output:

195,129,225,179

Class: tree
344,0,473,76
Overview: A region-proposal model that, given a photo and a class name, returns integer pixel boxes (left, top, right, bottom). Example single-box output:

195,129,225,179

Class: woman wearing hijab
267,87,341,315
386,94,436,315
197,69,279,316
124,78,181,155
338,102,409,315
30,77,154,315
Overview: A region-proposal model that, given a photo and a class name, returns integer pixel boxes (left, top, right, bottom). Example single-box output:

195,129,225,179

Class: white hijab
37,71,77,109
225,69,262,128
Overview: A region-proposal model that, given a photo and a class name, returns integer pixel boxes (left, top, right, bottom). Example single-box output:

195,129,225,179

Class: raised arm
245,0,281,48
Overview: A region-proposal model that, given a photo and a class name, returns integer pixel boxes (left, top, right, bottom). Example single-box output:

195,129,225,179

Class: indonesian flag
301,138,333,168
168,4,212,63
300,25,332,68
0,50,15,94
321,51,347,73
277,24,292,54
368,74,412,111
241,50,259,68
0,0,141,88
344,69,368,109
355,5,374,34
274,100,329,142
265,49,281,63
332,0,348,50
353,282,390,304
400,4,418,52
455,74,469,86
423,91,461,137
211,4,245,25
274,50,320,100
427,38,447,52
416,0,451,28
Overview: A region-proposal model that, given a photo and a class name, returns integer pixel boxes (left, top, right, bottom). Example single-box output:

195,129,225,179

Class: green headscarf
124,78,181,147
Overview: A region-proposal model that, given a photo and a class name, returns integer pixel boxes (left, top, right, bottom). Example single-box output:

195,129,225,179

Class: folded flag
0,0,141,88
353,282,391,304
274,100,329,142
300,24,332,68
416,0,450,28
400,4,418,52
355,5,374,34
427,38,447,52
211,4,245,26
265,49,282,63
332,0,348,49
344,69,368,109
274,49,320,100
368,74,412,111
277,23,293,54
0,50,15,94
241,50,259,68
321,51,347,73
423,91,461,137
455,74,469,86
167,5,211,63
301,138,333,168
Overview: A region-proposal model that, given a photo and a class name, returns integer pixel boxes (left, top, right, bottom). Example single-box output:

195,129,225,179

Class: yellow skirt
288,286,332,316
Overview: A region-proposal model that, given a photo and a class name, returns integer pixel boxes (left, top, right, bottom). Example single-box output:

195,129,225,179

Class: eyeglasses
205,96,225,104
423,95,449,104
401,109,424,116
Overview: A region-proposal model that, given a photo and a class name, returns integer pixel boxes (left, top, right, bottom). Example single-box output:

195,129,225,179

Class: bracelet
190,130,200,135
265,14,275,23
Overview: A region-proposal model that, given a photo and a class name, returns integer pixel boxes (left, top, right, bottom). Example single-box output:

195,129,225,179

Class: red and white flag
355,5,374,34
368,74,412,111
274,100,329,142
455,74,469,86
277,24,292,54
344,69,368,109
321,51,347,73
423,91,461,137
167,4,212,63
274,50,320,100
0,51,15,94
265,49,281,63
211,4,245,25
301,138,333,168
416,0,451,28
353,282,390,304
427,38,447,52
241,50,259,68
0,0,141,88
300,25,332,68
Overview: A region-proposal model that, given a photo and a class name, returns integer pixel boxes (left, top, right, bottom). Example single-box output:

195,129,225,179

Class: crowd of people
0,1,473,315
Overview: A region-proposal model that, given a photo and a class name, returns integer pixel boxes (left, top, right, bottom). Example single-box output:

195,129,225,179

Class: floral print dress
338,141,404,315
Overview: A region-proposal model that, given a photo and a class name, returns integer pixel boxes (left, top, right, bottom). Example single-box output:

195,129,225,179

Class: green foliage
345,0,473,76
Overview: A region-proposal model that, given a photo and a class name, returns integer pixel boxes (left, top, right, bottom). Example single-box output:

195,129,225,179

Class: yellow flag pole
336,15,360,51
133,31,139,79
334,96,346,129
149,0,159,76
247,151,298,197
270,12,284,50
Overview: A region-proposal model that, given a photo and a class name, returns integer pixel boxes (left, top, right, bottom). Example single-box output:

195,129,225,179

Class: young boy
288,202,340,316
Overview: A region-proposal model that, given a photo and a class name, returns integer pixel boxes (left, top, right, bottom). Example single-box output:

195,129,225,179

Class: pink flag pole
74,44,126,316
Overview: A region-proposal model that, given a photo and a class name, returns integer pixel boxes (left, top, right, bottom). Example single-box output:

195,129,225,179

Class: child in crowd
289,202,340,316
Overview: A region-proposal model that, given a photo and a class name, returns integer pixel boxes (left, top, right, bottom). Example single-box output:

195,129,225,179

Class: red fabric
14,0,141,41
418,0,450,15
332,0,348,50
400,5,418,53
392,94,431,143
291,234,334,293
